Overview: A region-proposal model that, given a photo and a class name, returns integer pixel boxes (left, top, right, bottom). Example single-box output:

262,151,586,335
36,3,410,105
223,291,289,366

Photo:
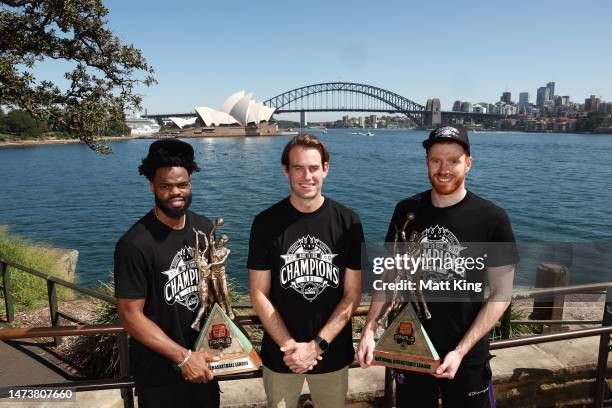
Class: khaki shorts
262,365,349,408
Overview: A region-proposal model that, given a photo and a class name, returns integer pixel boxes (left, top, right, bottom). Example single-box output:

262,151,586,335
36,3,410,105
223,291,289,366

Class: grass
489,306,534,340
0,226,73,313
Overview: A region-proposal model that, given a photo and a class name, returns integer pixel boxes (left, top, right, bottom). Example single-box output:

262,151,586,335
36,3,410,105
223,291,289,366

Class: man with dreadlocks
114,139,221,408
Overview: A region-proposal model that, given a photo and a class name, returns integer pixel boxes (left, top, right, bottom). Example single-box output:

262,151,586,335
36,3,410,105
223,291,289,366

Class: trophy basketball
372,213,441,374
191,218,261,375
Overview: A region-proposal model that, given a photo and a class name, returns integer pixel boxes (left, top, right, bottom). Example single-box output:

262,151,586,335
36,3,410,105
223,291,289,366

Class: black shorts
136,380,220,408
395,362,494,408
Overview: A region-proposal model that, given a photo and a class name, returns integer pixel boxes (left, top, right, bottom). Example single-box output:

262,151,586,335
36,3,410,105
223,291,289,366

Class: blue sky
43,0,612,120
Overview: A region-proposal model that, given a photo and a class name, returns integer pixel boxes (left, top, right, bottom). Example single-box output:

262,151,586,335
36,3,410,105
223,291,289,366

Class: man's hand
281,341,322,374
355,327,376,368
180,351,220,383
433,349,464,379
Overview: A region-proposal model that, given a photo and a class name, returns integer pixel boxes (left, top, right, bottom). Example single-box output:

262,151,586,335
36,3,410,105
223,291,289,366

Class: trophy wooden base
194,303,262,376
373,303,441,374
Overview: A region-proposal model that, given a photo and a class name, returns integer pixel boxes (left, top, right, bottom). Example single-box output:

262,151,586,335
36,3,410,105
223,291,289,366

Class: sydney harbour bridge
146,82,512,127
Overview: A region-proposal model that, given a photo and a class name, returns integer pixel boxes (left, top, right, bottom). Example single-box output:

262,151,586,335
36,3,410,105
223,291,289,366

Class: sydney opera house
164,91,279,137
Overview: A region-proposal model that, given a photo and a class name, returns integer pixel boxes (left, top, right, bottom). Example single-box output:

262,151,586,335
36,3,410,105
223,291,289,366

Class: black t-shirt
114,210,214,386
385,190,519,364
248,197,365,373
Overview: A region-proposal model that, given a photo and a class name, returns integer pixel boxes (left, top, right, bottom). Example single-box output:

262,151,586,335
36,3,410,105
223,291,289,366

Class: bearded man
356,126,518,408
114,139,220,408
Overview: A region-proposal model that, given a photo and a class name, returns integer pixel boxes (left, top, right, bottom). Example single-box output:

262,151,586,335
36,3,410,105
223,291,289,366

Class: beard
429,172,465,195
155,193,192,219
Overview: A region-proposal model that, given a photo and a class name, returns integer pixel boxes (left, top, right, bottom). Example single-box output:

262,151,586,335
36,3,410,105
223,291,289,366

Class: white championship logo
417,225,467,280
280,235,340,301
162,247,200,311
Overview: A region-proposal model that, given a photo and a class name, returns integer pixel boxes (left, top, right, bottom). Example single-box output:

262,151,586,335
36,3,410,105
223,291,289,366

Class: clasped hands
280,340,323,374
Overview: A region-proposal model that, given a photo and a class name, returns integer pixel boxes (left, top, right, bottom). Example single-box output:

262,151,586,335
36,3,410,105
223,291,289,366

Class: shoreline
0,135,141,149
0,131,300,149
1,128,609,150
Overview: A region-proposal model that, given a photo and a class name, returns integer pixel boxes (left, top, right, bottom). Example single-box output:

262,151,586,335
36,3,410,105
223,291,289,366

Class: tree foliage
575,112,610,133
0,0,156,152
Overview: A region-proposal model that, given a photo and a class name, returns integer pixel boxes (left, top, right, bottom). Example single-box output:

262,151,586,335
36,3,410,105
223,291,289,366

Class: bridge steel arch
263,82,426,126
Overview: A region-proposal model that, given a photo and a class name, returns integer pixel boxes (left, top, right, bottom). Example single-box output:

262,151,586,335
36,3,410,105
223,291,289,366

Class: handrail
1,322,610,345
3,257,610,304
1,324,610,401
2,257,610,407
0,258,115,304
511,282,611,299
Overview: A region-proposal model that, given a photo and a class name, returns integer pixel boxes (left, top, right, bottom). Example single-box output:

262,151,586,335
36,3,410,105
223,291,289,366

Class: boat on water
125,116,161,136
322,127,327,134
366,131,375,136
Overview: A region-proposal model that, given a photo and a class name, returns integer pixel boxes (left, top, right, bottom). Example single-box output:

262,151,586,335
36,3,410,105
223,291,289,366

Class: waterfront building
460,101,472,113
472,104,487,114
501,92,512,103
519,92,530,107
562,96,570,106
452,100,462,111
160,90,279,138
369,114,378,128
554,96,563,107
585,95,600,112
342,115,350,127
488,104,497,114
358,116,364,128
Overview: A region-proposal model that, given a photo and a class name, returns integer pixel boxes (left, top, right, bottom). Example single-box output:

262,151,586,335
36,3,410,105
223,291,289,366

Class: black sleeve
346,212,366,270
114,240,148,299
385,203,403,243
247,214,272,270
486,210,520,267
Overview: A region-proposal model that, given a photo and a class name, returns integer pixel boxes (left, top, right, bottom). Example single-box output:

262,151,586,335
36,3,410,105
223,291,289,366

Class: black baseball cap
422,126,470,155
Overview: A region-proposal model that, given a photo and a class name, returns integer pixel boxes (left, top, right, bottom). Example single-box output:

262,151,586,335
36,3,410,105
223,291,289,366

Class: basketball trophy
191,218,261,375
372,213,441,374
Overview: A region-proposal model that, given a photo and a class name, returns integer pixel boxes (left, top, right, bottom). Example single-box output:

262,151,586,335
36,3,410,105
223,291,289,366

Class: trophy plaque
373,302,441,374
194,303,262,375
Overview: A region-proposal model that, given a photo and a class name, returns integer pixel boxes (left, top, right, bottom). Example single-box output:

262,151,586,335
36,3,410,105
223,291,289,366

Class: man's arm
117,298,219,383
434,265,515,379
249,269,318,373
283,268,362,370
355,299,385,368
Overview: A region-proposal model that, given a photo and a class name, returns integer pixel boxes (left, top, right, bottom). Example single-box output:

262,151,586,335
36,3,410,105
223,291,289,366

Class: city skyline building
547,82,556,101
537,87,550,108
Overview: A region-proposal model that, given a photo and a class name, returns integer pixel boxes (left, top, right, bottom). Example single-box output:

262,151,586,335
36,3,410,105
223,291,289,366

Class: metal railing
1,258,611,407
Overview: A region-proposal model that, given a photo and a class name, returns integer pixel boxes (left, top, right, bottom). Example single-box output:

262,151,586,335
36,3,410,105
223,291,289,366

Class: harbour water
1,129,611,288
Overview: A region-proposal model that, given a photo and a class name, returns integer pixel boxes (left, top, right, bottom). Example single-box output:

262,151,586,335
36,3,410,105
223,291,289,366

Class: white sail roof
169,117,197,129
220,90,245,114
259,105,276,122
194,107,236,126
192,91,275,127
229,93,253,126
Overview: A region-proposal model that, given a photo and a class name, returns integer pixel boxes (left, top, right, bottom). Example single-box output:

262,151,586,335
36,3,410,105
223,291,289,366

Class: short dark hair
138,139,200,181
281,134,330,167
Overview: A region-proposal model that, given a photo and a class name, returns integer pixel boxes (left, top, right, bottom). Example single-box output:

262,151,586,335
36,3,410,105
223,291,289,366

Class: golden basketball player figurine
191,217,235,331
191,229,212,331
376,212,431,327
210,227,234,319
